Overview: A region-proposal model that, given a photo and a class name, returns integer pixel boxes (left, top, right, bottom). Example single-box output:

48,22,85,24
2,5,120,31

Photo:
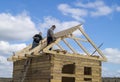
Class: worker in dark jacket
31,32,43,49
47,25,56,50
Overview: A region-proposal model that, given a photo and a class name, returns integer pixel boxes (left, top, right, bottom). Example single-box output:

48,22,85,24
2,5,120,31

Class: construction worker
31,32,43,49
47,25,56,50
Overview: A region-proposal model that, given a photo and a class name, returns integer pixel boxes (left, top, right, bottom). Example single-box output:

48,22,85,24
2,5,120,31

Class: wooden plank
25,38,47,56
61,74,75,77
51,79,61,82
56,44,64,50
54,24,82,38
9,38,47,61
43,49,105,61
78,26,107,61
12,55,18,60
74,39,90,56
43,38,61,52
68,35,88,42
7,56,14,61
62,39,77,53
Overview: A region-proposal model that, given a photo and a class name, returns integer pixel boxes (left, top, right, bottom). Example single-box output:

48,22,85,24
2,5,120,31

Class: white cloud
116,6,120,12
103,48,120,64
102,67,111,77
0,57,12,77
39,16,81,36
75,1,113,16
0,56,9,65
102,67,115,77
0,41,26,77
76,0,104,8
58,1,120,20
58,4,87,21
0,12,38,41
0,61,13,77
0,41,26,56
102,66,120,77
91,5,112,16
102,48,120,77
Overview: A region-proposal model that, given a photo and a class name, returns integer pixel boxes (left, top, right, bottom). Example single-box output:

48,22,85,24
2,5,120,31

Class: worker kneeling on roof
31,32,43,49
47,25,56,50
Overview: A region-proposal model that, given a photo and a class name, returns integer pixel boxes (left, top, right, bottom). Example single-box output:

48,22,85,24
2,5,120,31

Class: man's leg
47,37,50,46
32,41,39,49
47,37,53,50
49,37,54,50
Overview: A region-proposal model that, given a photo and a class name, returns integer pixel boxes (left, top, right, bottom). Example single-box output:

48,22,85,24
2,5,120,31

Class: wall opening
84,67,92,75
62,77,75,82
62,63,75,74
84,78,92,81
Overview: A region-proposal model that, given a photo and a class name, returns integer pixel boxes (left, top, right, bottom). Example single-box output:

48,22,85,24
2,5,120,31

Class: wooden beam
14,38,47,56
56,44,64,50
14,44,32,56
55,24,82,38
7,56,13,61
18,55,27,59
78,26,107,61
68,36,88,42
43,38,62,53
62,39,77,53
9,38,48,61
74,39,90,56
24,38,47,57
12,55,18,60
43,49,106,61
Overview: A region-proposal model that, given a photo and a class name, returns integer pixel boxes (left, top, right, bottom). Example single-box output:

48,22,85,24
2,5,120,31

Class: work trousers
31,41,39,49
47,37,54,50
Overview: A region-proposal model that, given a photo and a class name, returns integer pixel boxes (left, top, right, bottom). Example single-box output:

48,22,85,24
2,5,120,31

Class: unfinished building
8,24,107,82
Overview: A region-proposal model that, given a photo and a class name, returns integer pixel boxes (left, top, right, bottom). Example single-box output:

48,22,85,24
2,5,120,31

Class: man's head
39,32,42,35
51,25,56,30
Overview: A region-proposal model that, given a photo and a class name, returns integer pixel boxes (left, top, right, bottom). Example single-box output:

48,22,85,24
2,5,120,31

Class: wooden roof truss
8,24,107,61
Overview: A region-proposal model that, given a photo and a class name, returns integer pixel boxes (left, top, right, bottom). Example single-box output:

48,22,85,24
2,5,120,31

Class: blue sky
0,0,120,77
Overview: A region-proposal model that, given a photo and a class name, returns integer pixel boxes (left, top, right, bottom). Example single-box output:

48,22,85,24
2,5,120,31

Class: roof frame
7,24,107,62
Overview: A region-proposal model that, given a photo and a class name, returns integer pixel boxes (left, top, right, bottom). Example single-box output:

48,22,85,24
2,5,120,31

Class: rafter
43,38,62,53
68,35,88,42
55,24,82,38
74,39,90,56
56,44,64,50
7,24,107,62
78,26,107,61
62,39,77,53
